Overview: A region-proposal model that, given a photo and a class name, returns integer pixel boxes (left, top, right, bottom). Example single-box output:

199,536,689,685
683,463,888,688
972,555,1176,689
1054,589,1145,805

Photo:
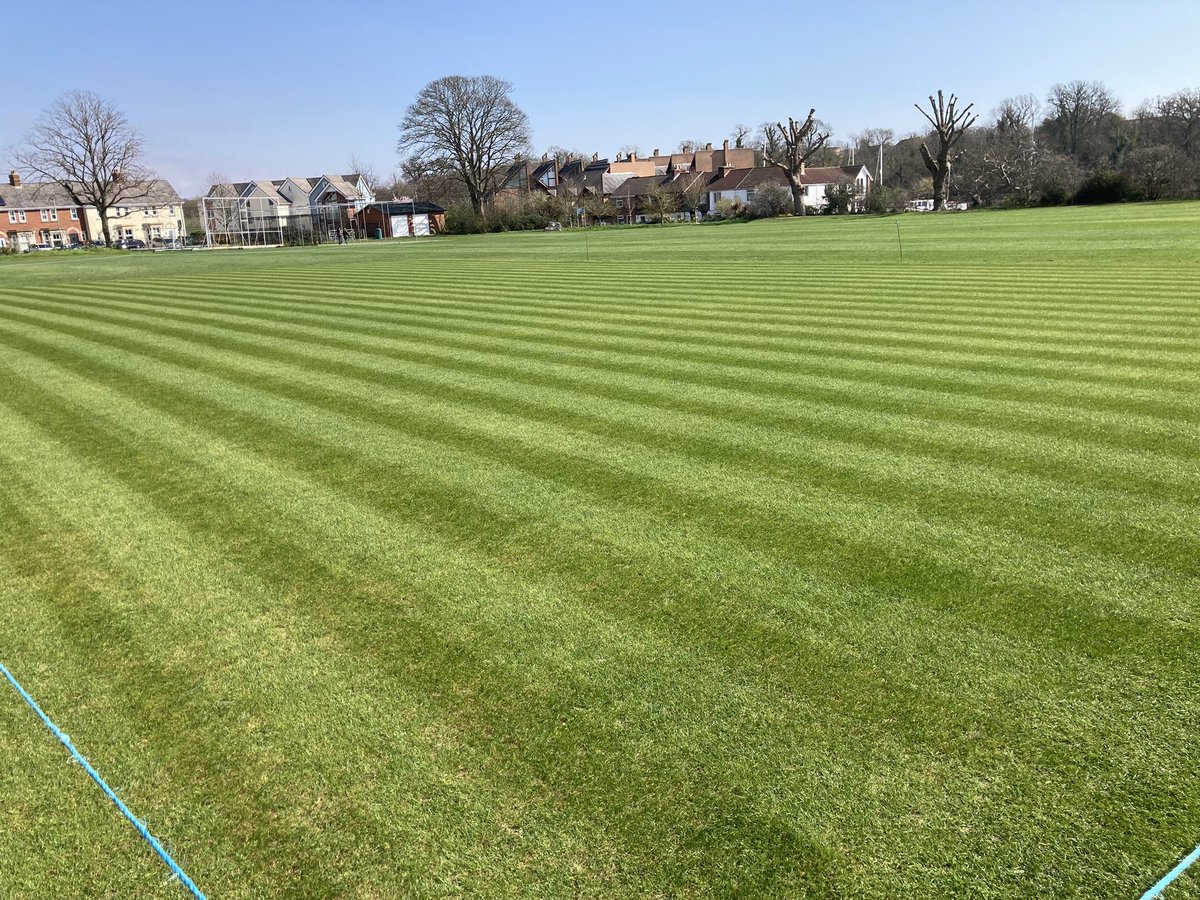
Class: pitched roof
705,165,868,194
609,174,669,199
0,181,79,209
360,200,445,215
0,178,181,209
206,173,366,202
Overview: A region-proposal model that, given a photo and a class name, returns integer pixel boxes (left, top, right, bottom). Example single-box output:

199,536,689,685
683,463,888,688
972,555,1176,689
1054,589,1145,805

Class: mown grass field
1,203,1198,898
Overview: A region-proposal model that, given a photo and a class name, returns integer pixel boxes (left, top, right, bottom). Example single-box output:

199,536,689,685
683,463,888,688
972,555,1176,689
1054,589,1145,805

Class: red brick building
0,171,90,250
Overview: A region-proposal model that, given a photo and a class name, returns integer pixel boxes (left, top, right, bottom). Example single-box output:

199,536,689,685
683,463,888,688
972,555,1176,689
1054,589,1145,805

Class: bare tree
993,94,1041,134
347,154,380,192
763,110,831,216
852,127,895,183
581,192,615,225
618,143,642,158
915,90,978,210
203,170,241,241
1044,80,1120,159
643,182,679,224
679,172,710,220
1137,88,1200,157
12,90,154,246
730,123,753,149
398,75,531,215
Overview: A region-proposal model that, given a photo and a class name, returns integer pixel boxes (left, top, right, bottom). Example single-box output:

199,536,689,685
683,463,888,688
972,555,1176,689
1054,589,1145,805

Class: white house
707,164,873,212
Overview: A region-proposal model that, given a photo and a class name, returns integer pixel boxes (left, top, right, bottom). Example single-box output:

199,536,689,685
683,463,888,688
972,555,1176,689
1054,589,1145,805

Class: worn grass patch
1,203,1198,898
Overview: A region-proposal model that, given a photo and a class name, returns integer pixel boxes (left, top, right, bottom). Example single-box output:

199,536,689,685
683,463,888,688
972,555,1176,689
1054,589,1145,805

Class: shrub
1074,170,1140,205
445,203,485,234
747,185,791,219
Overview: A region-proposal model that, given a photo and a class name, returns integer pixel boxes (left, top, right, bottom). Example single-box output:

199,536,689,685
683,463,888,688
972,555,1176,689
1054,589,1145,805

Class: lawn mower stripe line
1141,844,1200,899
0,661,206,899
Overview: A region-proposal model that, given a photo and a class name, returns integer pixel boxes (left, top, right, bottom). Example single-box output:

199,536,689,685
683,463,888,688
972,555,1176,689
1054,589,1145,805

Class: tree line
390,75,1200,221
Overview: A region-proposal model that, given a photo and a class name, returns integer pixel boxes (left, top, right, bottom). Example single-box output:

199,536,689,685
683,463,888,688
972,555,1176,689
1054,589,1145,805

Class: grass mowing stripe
4,303,1195,513
7,289,1199,462
0,362,873,897
2,203,1197,897
0,326,1194,676
51,279,1200,384
22,284,1199,412
0,321,1180,897
0,410,650,896
4,333,1195,900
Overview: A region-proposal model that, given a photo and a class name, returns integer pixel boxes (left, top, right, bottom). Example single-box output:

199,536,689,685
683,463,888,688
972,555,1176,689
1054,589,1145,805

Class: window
168,206,175,215
17,210,26,223
41,209,50,221
7,211,15,224
70,209,79,220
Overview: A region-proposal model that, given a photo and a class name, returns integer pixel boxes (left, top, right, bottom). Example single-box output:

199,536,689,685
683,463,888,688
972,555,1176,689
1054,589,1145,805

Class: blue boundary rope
1142,844,1200,899
1,661,205,899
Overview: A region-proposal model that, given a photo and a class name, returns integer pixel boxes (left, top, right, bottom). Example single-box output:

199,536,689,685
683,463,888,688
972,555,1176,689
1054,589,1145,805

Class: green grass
1,203,1198,898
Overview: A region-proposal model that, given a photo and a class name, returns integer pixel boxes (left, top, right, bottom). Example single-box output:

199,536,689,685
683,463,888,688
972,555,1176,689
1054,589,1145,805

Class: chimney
542,153,549,161
113,168,124,183
653,148,660,157
8,170,19,187
723,139,730,152
705,142,712,150
630,151,637,161
592,152,598,162
719,164,735,178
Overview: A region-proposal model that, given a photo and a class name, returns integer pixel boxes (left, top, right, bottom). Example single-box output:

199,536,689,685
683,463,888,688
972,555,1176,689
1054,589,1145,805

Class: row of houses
201,174,445,246
495,140,874,222
0,171,185,251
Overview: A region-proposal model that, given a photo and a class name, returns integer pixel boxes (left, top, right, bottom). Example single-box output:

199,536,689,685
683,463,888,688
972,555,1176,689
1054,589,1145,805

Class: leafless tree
915,90,978,210
1136,88,1200,157
730,123,753,148
581,191,614,225
993,94,1040,134
545,145,585,167
677,139,705,154
348,154,380,192
643,182,679,224
852,127,895,182
1044,80,1120,159
203,170,241,240
679,172,710,220
11,90,154,246
398,75,531,214
618,143,642,158
763,110,831,216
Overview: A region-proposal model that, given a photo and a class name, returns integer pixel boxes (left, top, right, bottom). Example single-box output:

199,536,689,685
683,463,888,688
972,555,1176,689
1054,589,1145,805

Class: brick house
0,171,89,250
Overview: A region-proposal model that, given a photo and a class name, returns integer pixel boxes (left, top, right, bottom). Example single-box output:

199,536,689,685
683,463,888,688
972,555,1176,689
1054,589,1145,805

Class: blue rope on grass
1142,844,1200,900
1,661,205,899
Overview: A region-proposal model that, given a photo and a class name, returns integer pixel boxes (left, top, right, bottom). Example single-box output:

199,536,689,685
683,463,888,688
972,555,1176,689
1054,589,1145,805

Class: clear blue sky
4,0,1198,197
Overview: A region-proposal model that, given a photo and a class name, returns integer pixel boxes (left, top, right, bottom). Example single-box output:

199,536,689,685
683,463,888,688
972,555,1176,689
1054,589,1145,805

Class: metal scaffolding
200,196,364,248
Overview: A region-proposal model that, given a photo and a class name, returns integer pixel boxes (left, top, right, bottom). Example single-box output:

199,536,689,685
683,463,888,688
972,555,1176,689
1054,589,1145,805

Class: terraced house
81,180,186,246
0,171,87,250
0,171,186,249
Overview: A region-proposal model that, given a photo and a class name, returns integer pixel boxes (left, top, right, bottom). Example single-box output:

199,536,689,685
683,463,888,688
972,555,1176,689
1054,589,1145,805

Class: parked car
117,239,147,249
544,221,562,231
28,243,53,252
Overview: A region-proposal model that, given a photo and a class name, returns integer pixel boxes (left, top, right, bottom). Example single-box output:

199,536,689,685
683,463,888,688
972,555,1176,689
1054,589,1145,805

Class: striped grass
1,203,1198,898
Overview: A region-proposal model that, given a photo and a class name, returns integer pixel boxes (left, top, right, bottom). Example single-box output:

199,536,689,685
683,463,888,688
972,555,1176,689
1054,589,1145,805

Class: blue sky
4,0,1198,197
